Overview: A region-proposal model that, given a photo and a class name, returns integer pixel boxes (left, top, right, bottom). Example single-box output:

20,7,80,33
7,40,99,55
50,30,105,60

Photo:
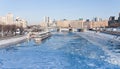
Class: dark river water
0,32,120,69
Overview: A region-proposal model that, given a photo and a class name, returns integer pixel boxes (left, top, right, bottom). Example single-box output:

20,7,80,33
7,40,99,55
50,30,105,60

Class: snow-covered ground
76,31,120,66
0,35,27,48
105,28,120,32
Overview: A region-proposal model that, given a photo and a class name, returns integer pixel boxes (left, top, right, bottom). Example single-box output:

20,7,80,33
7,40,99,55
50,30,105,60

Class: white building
6,13,14,25
0,16,7,25
15,17,27,28
0,13,14,25
44,16,49,23
92,17,102,22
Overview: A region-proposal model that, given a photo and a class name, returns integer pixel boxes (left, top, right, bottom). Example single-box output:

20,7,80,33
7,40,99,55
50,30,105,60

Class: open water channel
0,32,120,69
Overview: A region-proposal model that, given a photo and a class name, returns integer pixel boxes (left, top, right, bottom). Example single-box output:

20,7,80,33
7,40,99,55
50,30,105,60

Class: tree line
0,24,24,37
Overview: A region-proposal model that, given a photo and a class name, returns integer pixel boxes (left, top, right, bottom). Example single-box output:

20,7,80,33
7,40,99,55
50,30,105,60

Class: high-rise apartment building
108,13,120,27
0,16,7,25
109,16,115,21
118,13,120,22
44,16,50,27
119,13,120,17
0,13,14,25
44,16,49,23
0,13,27,28
93,17,102,22
6,13,14,25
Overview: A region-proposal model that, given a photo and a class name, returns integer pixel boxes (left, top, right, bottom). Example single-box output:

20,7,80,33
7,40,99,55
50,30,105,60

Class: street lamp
1,22,5,37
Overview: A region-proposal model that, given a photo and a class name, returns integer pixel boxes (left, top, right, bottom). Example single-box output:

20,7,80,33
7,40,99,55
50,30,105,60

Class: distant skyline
0,0,120,25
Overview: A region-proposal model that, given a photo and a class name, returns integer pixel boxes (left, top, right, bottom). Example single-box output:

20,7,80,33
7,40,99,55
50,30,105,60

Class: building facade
86,20,108,29
6,13,14,25
0,16,7,25
108,13,120,27
40,16,54,27
0,13,14,25
15,17,27,28
0,13,27,28
56,20,84,29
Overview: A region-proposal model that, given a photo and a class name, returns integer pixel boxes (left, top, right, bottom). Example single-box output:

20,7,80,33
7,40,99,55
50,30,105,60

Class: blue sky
0,0,120,24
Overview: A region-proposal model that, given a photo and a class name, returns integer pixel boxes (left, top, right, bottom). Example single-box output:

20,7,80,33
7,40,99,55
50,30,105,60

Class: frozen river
0,32,120,69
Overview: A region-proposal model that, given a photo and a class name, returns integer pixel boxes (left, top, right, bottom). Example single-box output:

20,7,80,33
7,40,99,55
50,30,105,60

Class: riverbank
76,31,120,66
0,35,27,48
101,31,120,36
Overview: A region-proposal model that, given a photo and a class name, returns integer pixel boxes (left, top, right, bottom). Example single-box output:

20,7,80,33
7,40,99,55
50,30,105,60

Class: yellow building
56,20,84,29
84,20,108,29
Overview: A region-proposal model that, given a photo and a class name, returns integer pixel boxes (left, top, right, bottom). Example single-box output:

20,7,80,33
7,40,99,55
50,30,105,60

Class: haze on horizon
0,0,120,25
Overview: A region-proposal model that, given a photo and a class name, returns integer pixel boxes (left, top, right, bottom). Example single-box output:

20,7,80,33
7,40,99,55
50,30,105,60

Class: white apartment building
6,13,14,25
15,17,27,28
40,16,53,27
0,16,7,25
0,13,14,25
0,13,27,28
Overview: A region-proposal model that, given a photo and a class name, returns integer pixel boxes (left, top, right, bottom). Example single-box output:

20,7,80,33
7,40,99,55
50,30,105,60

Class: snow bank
76,31,120,66
0,35,27,48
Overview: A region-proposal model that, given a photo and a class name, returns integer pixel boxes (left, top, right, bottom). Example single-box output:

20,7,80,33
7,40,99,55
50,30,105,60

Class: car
16,29,20,35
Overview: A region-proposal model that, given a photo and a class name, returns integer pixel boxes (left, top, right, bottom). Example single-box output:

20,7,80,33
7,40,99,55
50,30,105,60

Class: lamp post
1,22,5,37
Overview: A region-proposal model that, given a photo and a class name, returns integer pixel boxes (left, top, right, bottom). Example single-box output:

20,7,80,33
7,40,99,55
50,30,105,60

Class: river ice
0,31,120,69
